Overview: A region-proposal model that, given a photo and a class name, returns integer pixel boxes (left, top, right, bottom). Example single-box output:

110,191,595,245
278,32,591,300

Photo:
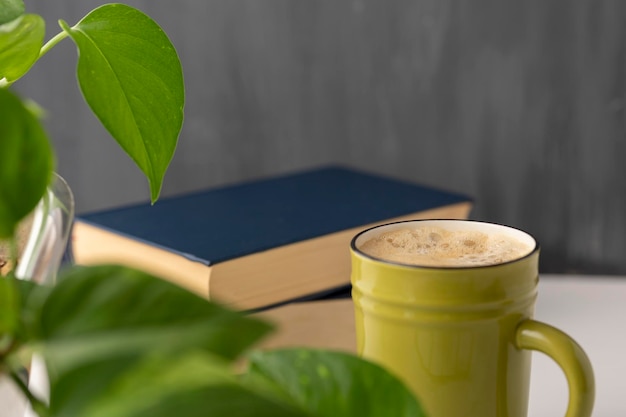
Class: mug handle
515,320,595,417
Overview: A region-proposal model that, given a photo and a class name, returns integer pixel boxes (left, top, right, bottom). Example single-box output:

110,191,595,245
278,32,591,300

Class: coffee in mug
358,223,532,267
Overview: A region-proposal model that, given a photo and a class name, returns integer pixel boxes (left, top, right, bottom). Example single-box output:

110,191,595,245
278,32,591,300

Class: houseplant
0,2,425,416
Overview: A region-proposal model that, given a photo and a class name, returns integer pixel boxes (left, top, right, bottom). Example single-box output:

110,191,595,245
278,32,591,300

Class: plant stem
39,29,69,60
8,369,49,417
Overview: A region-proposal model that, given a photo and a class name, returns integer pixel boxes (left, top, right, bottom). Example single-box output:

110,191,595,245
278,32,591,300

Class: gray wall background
18,1,626,274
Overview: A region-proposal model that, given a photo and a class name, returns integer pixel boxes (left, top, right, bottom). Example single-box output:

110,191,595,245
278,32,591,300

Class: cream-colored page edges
72,221,210,297
254,298,356,352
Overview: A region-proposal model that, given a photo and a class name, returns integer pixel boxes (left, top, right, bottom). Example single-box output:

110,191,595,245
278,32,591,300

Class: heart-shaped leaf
0,88,54,238
0,0,24,25
61,4,184,202
245,349,427,417
0,14,45,82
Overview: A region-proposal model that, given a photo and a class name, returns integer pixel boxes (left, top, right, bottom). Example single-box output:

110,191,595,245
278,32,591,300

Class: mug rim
351,219,540,270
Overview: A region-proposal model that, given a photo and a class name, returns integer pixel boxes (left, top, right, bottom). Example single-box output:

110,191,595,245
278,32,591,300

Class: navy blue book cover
79,166,472,266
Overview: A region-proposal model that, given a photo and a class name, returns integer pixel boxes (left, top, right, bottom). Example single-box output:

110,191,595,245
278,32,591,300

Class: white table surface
528,275,626,417
1,274,624,417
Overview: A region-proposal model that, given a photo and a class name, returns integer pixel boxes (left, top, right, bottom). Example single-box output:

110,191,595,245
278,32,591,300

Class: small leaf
25,265,272,375
0,14,45,82
10,275,39,343
0,0,24,25
246,349,427,417
0,89,54,238
62,4,184,202
0,275,38,364
0,276,19,336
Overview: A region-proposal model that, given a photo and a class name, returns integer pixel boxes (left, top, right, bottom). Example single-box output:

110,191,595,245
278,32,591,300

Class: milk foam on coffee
358,225,532,267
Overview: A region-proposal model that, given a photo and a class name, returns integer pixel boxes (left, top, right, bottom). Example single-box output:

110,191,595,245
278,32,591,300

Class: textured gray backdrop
17,1,626,274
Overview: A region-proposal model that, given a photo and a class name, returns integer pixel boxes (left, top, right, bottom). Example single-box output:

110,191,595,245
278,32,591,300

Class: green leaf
0,0,24,25
61,4,184,202
0,14,45,82
0,276,19,336
0,89,54,238
10,275,39,344
0,275,39,370
25,265,272,374
20,265,282,417
245,349,427,417
54,351,306,417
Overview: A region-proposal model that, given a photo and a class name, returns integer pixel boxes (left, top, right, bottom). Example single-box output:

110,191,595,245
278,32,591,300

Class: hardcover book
72,166,473,310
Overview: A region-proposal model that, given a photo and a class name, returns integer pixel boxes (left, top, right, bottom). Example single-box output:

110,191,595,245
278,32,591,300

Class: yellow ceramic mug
351,220,594,417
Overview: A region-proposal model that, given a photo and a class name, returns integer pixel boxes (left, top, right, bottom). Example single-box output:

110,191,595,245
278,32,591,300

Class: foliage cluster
0,2,424,416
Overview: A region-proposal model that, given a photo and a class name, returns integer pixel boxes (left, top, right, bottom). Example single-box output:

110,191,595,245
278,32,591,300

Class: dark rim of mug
351,219,541,270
